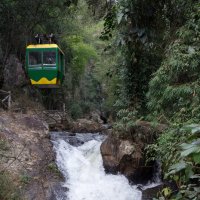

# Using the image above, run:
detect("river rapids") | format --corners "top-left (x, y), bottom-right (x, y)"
top-left (51, 133), bottom-right (142, 200)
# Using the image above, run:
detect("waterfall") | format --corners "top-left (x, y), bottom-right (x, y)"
top-left (52, 133), bottom-right (142, 200)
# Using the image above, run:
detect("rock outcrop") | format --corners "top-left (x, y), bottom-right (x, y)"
top-left (100, 120), bottom-right (167, 184)
top-left (71, 118), bottom-right (106, 133)
top-left (0, 111), bottom-right (62, 200)
top-left (3, 54), bottom-right (27, 88)
top-left (46, 111), bottom-right (107, 132)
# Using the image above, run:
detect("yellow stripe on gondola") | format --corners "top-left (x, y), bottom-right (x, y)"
top-left (27, 44), bottom-right (58, 48)
top-left (26, 44), bottom-right (64, 54)
top-left (31, 77), bottom-right (57, 85)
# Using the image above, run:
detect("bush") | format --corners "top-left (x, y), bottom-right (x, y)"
top-left (69, 102), bottom-right (83, 119)
top-left (147, 124), bottom-right (200, 200)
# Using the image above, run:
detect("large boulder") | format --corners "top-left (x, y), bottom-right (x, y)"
top-left (100, 135), bottom-right (154, 184)
top-left (100, 120), bottom-right (168, 184)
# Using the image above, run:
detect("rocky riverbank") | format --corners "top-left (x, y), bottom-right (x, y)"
top-left (0, 109), bottom-right (171, 200)
top-left (0, 111), bottom-right (62, 200)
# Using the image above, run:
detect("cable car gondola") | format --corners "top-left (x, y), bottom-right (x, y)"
top-left (25, 34), bottom-right (65, 88)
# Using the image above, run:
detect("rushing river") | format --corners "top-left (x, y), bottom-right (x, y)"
top-left (51, 132), bottom-right (142, 200)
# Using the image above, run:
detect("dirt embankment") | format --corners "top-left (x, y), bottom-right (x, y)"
top-left (0, 111), bottom-right (62, 200)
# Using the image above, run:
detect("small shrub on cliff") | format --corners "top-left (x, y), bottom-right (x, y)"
top-left (69, 101), bottom-right (83, 119)
top-left (113, 107), bottom-right (139, 137)
top-left (47, 162), bottom-right (62, 177)
top-left (20, 173), bottom-right (31, 185)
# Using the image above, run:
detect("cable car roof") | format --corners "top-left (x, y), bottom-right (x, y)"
top-left (26, 44), bottom-right (64, 55)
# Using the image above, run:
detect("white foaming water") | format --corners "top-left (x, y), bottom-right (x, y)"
top-left (54, 138), bottom-right (142, 200)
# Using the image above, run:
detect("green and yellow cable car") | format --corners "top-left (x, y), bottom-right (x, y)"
top-left (26, 44), bottom-right (65, 88)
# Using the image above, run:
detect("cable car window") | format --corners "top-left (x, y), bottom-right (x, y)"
top-left (43, 51), bottom-right (56, 65)
top-left (29, 52), bottom-right (42, 65)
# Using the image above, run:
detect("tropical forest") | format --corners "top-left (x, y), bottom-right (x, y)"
top-left (0, 0), bottom-right (199, 200)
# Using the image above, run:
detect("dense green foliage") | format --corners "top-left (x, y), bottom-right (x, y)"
top-left (0, 0), bottom-right (200, 198)
top-left (59, 0), bottom-right (111, 118)
top-left (0, 0), bottom-right (77, 84)
top-left (147, 124), bottom-right (200, 199)
top-left (101, 0), bottom-right (200, 199)
top-left (147, 4), bottom-right (200, 123)
top-left (102, 0), bottom-right (196, 113)
top-left (0, 0), bottom-right (111, 118)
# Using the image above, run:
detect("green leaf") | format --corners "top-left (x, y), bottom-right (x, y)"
top-left (191, 126), bottom-right (200, 134)
top-left (180, 143), bottom-right (193, 150)
top-left (193, 153), bottom-right (200, 164)
top-left (173, 175), bottom-right (179, 181)
top-left (168, 161), bottom-right (187, 174)
top-left (180, 143), bottom-right (199, 157)
top-left (185, 166), bottom-right (194, 181)
top-left (190, 174), bottom-right (200, 179)
top-left (188, 46), bottom-right (195, 54)
top-left (117, 12), bottom-right (124, 24)
top-left (186, 190), bottom-right (197, 199)
top-left (194, 187), bottom-right (200, 192)
top-left (162, 187), bottom-right (172, 197)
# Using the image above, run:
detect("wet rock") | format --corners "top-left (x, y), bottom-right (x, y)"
top-left (68, 137), bottom-right (84, 146)
top-left (100, 121), bottom-right (167, 184)
top-left (101, 135), bottom-right (153, 184)
top-left (69, 133), bottom-right (76, 136)
top-left (142, 181), bottom-right (178, 200)
top-left (142, 184), bottom-right (164, 200)
top-left (100, 136), bottom-right (120, 173)
top-left (51, 132), bottom-right (105, 147)
top-left (49, 183), bottom-right (68, 200)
